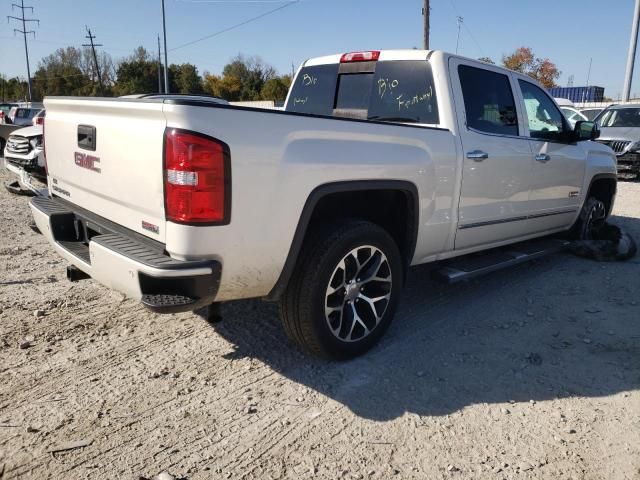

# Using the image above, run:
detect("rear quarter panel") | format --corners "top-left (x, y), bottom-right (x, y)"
top-left (162, 103), bottom-right (458, 301)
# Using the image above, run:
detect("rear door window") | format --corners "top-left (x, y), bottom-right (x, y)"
top-left (458, 65), bottom-right (518, 136)
top-left (287, 64), bottom-right (339, 116)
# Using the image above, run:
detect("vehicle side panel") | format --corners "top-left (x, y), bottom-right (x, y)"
top-left (162, 103), bottom-right (458, 301)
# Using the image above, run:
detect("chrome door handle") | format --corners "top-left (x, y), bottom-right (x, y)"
top-left (535, 154), bottom-right (551, 163)
top-left (466, 150), bottom-right (489, 161)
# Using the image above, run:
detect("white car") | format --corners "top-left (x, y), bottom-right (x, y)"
top-left (4, 125), bottom-right (46, 195)
top-left (32, 51), bottom-right (616, 359)
top-left (560, 106), bottom-right (589, 128)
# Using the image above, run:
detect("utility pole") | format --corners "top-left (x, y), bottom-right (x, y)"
top-left (422, 0), bottom-right (430, 50)
top-left (161, 0), bottom-right (169, 93)
top-left (456, 16), bottom-right (464, 54)
top-left (83, 26), bottom-right (104, 96)
top-left (157, 35), bottom-right (163, 93)
top-left (623, 0), bottom-right (640, 101)
top-left (583, 57), bottom-right (593, 103)
top-left (7, 0), bottom-right (39, 102)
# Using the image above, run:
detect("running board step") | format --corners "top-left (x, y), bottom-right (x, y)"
top-left (433, 238), bottom-right (570, 284)
top-left (141, 293), bottom-right (199, 313)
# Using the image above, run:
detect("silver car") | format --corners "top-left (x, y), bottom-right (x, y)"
top-left (595, 104), bottom-right (640, 179)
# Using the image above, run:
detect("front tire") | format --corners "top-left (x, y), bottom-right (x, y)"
top-left (279, 220), bottom-right (403, 360)
top-left (571, 196), bottom-right (608, 240)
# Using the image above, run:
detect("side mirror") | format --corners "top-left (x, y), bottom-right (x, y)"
top-left (574, 121), bottom-right (600, 141)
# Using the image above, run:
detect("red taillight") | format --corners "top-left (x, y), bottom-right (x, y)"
top-left (164, 128), bottom-right (229, 225)
top-left (340, 51), bottom-right (380, 63)
top-left (34, 116), bottom-right (44, 126)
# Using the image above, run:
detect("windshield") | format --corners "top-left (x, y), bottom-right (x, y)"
top-left (597, 108), bottom-right (640, 127)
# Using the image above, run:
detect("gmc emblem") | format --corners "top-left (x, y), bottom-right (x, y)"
top-left (74, 152), bottom-right (101, 173)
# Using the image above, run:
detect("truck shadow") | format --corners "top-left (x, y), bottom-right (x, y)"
top-left (206, 214), bottom-right (640, 421)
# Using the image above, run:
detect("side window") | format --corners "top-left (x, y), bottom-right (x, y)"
top-left (286, 64), bottom-right (339, 116)
top-left (458, 65), bottom-right (518, 136)
top-left (518, 80), bottom-right (568, 141)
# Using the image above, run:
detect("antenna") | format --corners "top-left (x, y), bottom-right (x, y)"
top-left (7, 0), bottom-right (39, 101)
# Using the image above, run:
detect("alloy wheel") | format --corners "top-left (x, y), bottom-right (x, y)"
top-left (324, 245), bottom-right (393, 343)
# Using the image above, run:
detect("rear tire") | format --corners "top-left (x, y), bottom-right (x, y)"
top-left (279, 220), bottom-right (403, 360)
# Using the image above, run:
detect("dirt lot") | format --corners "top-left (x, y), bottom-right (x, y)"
top-left (0, 166), bottom-right (639, 480)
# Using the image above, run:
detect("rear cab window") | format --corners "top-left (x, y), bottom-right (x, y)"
top-left (287, 64), bottom-right (339, 116)
top-left (287, 59), bottom-right (439, 125)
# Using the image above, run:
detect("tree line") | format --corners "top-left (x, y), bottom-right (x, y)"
top-left (0, 46), bottom-right (292, 103)
top-left (1, 45), bottom-right (560, 103)
top-left (478, 46), bottom-right (560, 88)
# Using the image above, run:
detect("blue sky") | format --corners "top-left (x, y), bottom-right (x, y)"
top-left (0, 0), bottom-right (637, 98)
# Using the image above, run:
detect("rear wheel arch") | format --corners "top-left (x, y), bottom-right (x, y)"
top-left (266, 180), bottom-right (420, 301)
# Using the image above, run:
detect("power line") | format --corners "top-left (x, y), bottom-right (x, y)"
top-left (447, 0), bottom-right (485, 57)
top-left (82, 26), bottom-right (105, 95)
top-left (0, 35), bottom-right (151, 55)
top-left (7, 0), bottom-right (39, 101)
top-left (170, 0), bottom-right (299, 51)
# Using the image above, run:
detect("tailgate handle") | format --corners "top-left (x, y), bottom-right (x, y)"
top-left (77, 125), bottom-right (96, 151)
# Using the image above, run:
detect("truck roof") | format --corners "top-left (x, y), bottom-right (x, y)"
top-left (302, 49), bottom-right (527, 81)
top-left (304, 49), bottom-right (433, 67)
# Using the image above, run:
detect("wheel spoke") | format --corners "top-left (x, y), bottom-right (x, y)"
top-left (347, 303), bottom-right (369, 341)
top-left (353, 247), bottom-right (375, 279)
top-left (327, 281), bottom-right (345, 295)
top-left (358, 293), bottom-right (390, 324)
top-left (325, 304), bottom-right (344, 334)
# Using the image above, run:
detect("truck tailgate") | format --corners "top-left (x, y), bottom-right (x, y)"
top-left (44, 98), bottom-right (167, 242)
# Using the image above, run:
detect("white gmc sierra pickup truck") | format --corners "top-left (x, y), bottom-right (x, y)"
top-left (31, 50), bottom-right (617, 359)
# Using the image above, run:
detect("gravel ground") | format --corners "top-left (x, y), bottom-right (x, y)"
top-left (0, 166), bottom-right (639, 480)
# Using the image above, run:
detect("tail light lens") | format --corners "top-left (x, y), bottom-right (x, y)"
top-left (34, 116), bottom-right (44, 126)
top-left (164, 128), bottom-right (230, 225)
